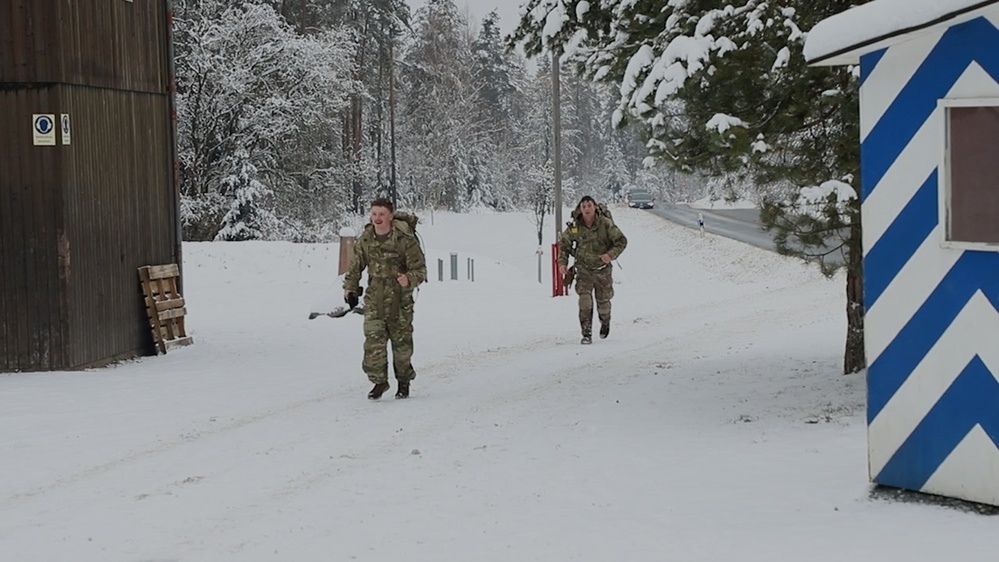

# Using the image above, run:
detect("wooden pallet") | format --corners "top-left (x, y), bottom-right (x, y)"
top-left (138, 263), bottom-right (194, 354)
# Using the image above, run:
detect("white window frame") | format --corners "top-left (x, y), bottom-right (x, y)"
top-left (938, 97), bottom-right (999, 251)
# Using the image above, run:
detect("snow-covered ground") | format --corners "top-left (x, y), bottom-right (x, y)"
top-left (3, 208), bottom-right (997, 561)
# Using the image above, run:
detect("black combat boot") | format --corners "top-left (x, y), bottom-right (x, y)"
top-left (600, 322), bottom-right (610, 339)
top-left (368, 382), bottom-right (390, 400)
top-left (580, 317), bottom-right (593, 345)
top-left (395, 381), bottom-right (410, 399)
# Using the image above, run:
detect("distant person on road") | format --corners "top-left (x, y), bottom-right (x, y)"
top-left (698, 213), bottom-right (705, 237)
top-left (557, 196), bottom-right (628, 345)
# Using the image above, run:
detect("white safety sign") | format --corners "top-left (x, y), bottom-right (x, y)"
top-left (61, 113), bottom-right (71, 145)
top-left (33, 114), bottom-right (56, 146)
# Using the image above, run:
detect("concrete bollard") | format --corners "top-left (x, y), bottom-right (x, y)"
top-left (450, 252), bottom-right (458, 280)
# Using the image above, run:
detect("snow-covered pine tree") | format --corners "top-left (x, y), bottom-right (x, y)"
top-left (560, 75), bottom-right (606, 195)
top-left (468, 11), bottom-right (523, 209)
top-left (322, 0), bottom-right (411, 211)
top-left (174, 0), bottom-right (359, 241)
top-left (398, 0), bottom-right (478, 211)
top-left (216, 148), bottom-right (274, 241)
top-left (473, 11), bottom-right (519, 144)
top-left (600, 140), bottom-right (631, 200)
top-left (512, 0), bottom-right (867, 374)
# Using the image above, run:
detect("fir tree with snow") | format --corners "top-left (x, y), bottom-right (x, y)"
top-left (512, 0), bottom-right (868, 373)
top-left (216, 149), bottom-right (273, 242)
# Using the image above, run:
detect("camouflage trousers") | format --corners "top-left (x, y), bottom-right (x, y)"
top-left (362, 281), bottom-right (417, 384)
top-left (574, 265), bottom-right (614, 336)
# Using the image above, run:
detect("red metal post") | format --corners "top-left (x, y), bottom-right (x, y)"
top-left (551, 243), bottom-right (568, 297)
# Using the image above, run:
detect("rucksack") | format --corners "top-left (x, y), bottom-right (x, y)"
top-left (393, 211), bottom-right (420, 235)
top-left (570, 201), bottom-right (614, 227)
top-left (391, 211), bottom-right (427, 259)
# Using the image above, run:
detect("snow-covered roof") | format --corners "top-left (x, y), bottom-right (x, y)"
top-left (805, 0), bottom-right (999, 66)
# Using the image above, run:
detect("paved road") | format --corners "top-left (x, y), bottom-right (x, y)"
top-left (649, 204), bottom-right (776, 252)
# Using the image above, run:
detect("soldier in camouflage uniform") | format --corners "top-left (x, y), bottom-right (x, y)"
top-left (557, 196), bottom-right (628, 344)
top-left (344, 198), bottom-right (427, 399)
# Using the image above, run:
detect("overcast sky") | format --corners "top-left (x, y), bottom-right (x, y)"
top-left (406, 0), bottom-right (527, 34)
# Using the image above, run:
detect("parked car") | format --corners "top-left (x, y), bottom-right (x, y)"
top-left (626, 190), bottom-right (655, 209)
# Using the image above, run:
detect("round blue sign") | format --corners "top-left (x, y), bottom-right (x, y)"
top-left (34, 115), bottom-right (53, 134)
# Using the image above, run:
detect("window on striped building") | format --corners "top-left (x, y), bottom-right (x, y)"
top-left (944, 102), bottom-right (999, 246)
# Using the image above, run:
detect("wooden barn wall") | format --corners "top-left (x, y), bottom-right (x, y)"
top-left (0, 86), bottom-right (68, 372)
top-left (2, 0), bottom-right (178, 371)
top-left (61, 85), bottom-right (177, 369)
top-left (0, 0), bottom-right (169, 93)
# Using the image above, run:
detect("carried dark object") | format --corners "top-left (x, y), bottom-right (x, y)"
top-left (395, 381), bottom-right (410, 399)
top-left (309, 287), bottom-right (364, 319)
top-left (343, 287), bottom-right (364, 308)
top-left (309, 305), bottom-right (364, 319)
top-left (563, 265), bottom-right (576, 290)
top-left (368, 381), bottom-right (390, 400)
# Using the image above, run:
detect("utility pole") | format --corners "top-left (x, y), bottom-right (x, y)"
top-left (552, 48), bottom-right (563, 242)
top-left (389, 42), bottom-right (398, 208)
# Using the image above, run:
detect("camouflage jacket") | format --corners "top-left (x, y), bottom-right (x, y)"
top-left (344, 214), bottom-right (427, 294)
top-left (557, 215), bottom-right (627, 271)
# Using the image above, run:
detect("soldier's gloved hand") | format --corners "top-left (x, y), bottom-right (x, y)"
top-left (345, 290), bottom-right (359, 309)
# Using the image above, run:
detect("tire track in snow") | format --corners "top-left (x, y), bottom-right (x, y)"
top-left (2, 271), bottom-right (826, 512)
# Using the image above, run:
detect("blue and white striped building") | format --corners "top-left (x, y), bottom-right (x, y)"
top-left (807, 0), bottom-right (999, 506)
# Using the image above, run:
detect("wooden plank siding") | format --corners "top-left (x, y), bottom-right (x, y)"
top-left (0, 0), bottom-right (169, 93)
top-left (1, 0), bottom-right (180, 372)
top-left (60, 86), bottom-right (177, 368)
top-left (0, 86), bottom-right (67, 371)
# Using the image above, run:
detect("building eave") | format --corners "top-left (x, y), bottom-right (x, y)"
top-left (806, 0), bottom-right (999, 67)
